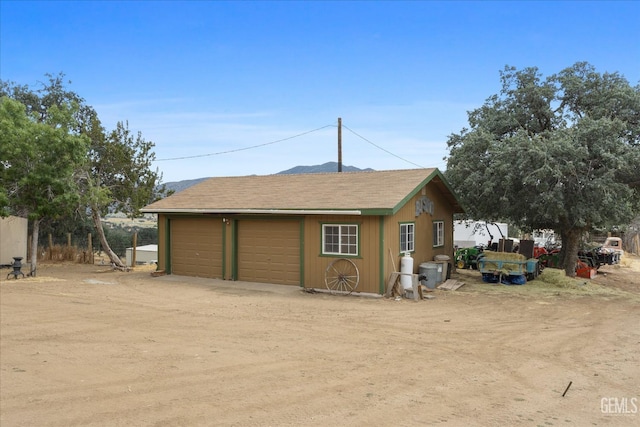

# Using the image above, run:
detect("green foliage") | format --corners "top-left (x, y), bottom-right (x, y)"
top-left (31, 214), bottom-right (158, 257)
top-left (1, 73), bottom-right (169, 217)
top-left (136, 227), bottom-right (158, 246)
top-left (36, 214), bottom-right (96, 247)
top-left (0, 97), bottom-right (88, 220)
top-left (2, 73), bottom-right (169, 267)
top-left (100, 226), bottom-right (158, 257)
top-left (445, 62), bottom-right (640, 274)
top-left (89, 120), bottom-right (166, 217)
top-left (0, 191), bottom-right (9, 217)
top-left (1, 73), bottom-right (85, 126)
top-left (101, 227), bottom-right (131, 257)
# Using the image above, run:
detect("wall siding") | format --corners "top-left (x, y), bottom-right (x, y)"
top-left (155, 179), bottom-right (457, 295)
top-left (385, 183), bottom-right (456, 281)
top-left (302, 215), bottom-right (380, 294)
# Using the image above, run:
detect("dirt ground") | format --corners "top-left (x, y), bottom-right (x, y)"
top-left (1, 255), bottom-right (639, 427)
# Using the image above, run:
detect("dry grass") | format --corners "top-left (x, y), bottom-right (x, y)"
top-left (482, 251), bottom-right (527, 261)
top-left (535, 268), bottom-right (593, 289)
top-left (36, 245), bottom-right (93, 264)
top-left (619, 254), bottom-right (633, 268)
top-left (455, 265), bottom-right (637, 301)
top-left (1, 275), bottom-right (66, 284)
top-left (103, 217), bottom-right (157, 228)
top-left (526, 268), bottom-right (635, 298)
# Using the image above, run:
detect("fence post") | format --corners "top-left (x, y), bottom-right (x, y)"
top-left (48, 233), bottom-right (53, 260)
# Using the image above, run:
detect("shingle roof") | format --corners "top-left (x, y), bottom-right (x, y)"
top-left (142, 168), bottom-right (464, 215)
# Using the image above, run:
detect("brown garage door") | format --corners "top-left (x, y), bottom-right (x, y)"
top-left (170, 218), bottom-right (223, 278)
top-left (237, 220), bottom-right (300, 286)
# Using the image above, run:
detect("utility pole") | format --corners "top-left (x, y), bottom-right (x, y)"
top-left (338, 117), bottom-right (342, 172)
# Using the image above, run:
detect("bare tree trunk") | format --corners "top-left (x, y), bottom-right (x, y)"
top-left (557, 229), bottom-right (567, 268)
top-left (29, 218), bottom-right (41, 277)
top-left (560, 229), bottom-right (582, 277)
top-left (90, 205), bottom-right (126, 269)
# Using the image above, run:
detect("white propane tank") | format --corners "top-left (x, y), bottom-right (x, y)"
top-left (400, 252), bottom-right (414, 290)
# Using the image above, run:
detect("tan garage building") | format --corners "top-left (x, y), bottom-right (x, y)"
top-left (142, 168), bottom-right (464, 295)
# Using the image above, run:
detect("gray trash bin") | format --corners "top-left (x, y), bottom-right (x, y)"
top-left (419, 262), bottom-right (440, 289)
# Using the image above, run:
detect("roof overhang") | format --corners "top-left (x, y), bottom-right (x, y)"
top-left (431, 174), bottom-right (465, 214)
top-left (141, 208), bottom-right (363, 215)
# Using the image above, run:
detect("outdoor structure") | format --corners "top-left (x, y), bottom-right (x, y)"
top-left (0, 216), bottom-right (28, 265)
top-left (454, 220), bottom-right (508, 248)
top-left (125, 244), bottom-right (158, 266)
top-left (142, 168), bottom-right (464, 295)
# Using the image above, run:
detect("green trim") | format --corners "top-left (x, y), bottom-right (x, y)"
top-left (163, 213), bottom-right (219, 219)
top-left (318, 254), bottom-right (363, 259)
top-left (299, 219), bottom-right (305, 287)
top-left (319, 221), bottom-right (362, 257)
top-left (231, 219), bottom-right (238, 280)
top-left (164, 216), bottom-right (171, 273)
top-left (221, 219), bottom-right (227, 279)
top-left (164, 214), bottom-right (225, 276)
top-left (437, 170), bottom-right (467, 213)
top-left (432, 219), bottom-right (445, 248)
top-left (391, 169), bottom-right (440, 214)
top-left (231, 216), bottom-right (304, 283)
top-left (399, 221), bottom-right (416, 254)
top-left (388, 168), bottom-right (466, 215)
top-left (230, 214), bottom-right (305, 222)
top-left (359, 208), bottom-right (395, 216)
top-left (162, 214), bottom-right (305, 283)
top-left (378, 216), bottom-right (385, 294)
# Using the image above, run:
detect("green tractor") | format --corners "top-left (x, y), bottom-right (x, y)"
top-left (455, 246), bottom-right (485, 269)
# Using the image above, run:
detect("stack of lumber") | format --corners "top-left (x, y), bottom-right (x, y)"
top-left (437, 279), bottom-right (465, 291)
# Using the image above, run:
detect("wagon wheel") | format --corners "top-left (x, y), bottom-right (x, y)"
top-left (325, 258), bottom-right (360, 295)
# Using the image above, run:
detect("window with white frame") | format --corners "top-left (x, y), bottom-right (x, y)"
top-left (433, 221), bottom-right (444, 247)
top-left (322, 224), bottom-right (358, 256)
top-left (400, 223), bottom-right (415, 253)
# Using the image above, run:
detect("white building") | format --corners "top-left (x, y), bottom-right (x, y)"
top-left (0, 216), bottom-right (28, 265)
top-left (532, 229), bottom-right (556, 247)
top-left (125, 244), bottom-right (158, 266)
top-left (454, 220), bottom-right (508, 248)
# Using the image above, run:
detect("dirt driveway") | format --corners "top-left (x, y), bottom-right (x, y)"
top-left (1, 257), bottom-right (639, 426)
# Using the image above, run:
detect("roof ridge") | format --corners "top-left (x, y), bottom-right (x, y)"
top-left (142, 167), bottom-right (465, 214)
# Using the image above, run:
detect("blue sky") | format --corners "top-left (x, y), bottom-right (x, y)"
top-left (2, 1), bottom-right (639, 183)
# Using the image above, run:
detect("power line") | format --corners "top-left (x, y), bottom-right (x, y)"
top-left (155, 120), bottom-right (431, 169)
top-left (341, 124), bottom-right (426, 169)
top-left (155, 124), bottom-right (335, 161)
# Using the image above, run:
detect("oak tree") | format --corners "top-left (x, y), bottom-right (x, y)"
top-left (0, 97), bottom-right (88, 274)
top-left (1, 74), bottom-right (168, 269)
top-left (445, 62), bottom-right (640, 276)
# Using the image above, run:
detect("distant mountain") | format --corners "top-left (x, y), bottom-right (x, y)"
top-left (161, 177), bottom-right (210, 194)
top-left (161, 162), bottom-right (373, 194)
top-left (278, 162), bottom-right (374, 175)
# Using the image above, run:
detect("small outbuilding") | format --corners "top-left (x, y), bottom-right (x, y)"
top-left (0, 215), bottom-right (28, 266)
top-left (142, 168), bottom-right (464, 295)
top-left (454, 220), bottom-right (509, 248)
top-left (125, 244), bottom-right (158, 266)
